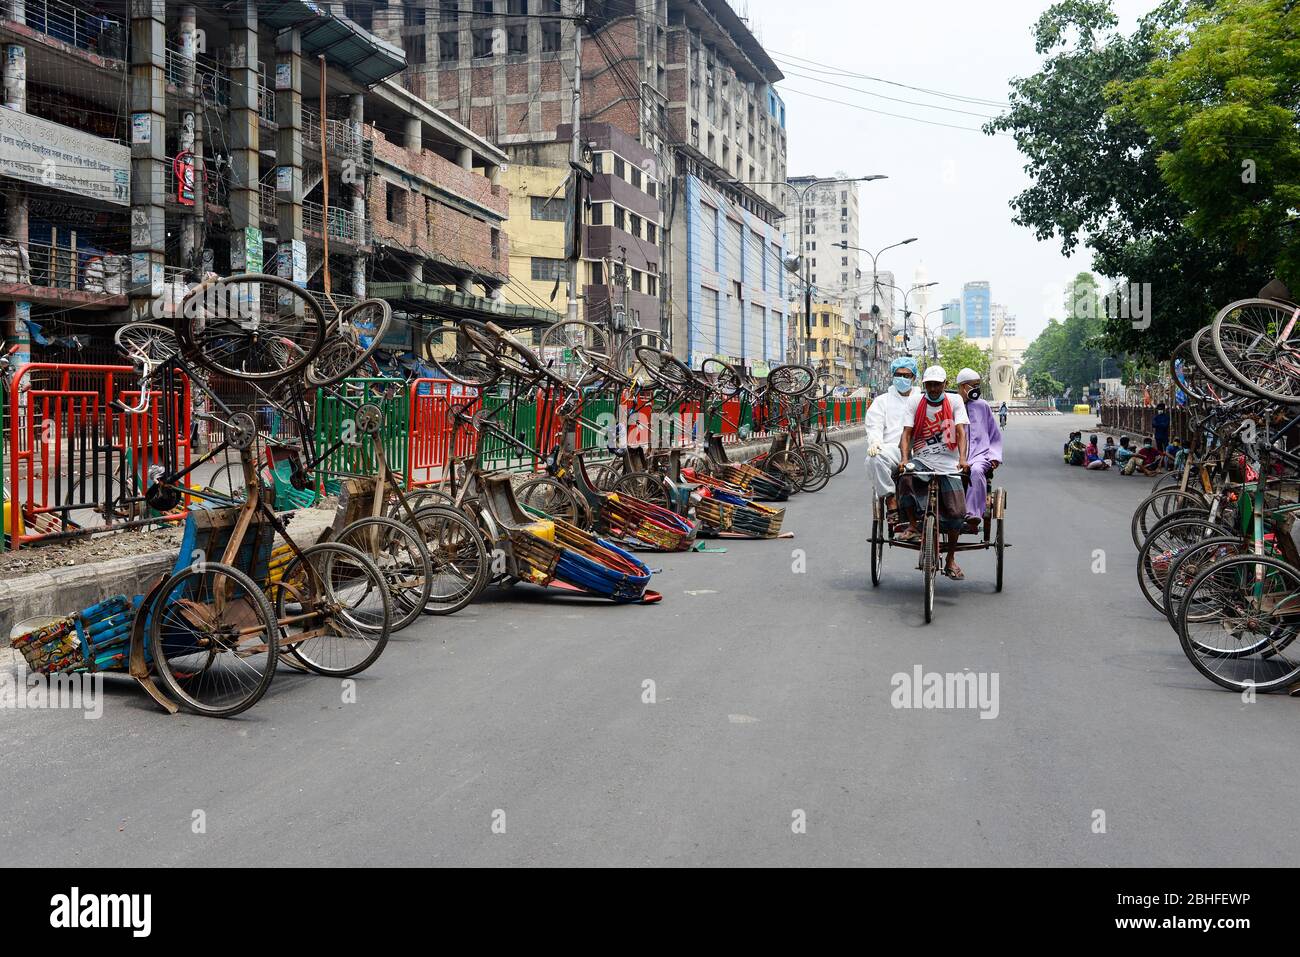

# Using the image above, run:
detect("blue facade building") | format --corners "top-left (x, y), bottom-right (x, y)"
top-left (962, 281), bottom-right (991, 338)
top-left (675, 174), bottom-right (788, 374)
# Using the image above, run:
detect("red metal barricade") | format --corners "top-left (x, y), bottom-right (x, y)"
top-left (407, 378), bottom-right (483, 486)
top-left (8, 363), bottom-right (191, 549)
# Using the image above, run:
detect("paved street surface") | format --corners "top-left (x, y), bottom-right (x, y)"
top-left (2, 415), bottom-right (1293, 867)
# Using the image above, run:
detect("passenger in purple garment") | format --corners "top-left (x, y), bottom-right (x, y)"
top-left (954, 368), bottom-right (1003, 533)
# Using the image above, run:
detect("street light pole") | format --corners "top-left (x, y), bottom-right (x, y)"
top-left (722, 175), bottom-right (887, 368)
top-left (835, 237), bottom-right (917, 386)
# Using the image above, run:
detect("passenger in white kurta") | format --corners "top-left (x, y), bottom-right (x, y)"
top-left (864, 356), bottom-right (920, 507)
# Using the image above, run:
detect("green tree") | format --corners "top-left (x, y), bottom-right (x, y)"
top-left (935, 334), bottom-right (990, 383)
top-left (985, 0), bottom-right (1288, 361)
top-left (1111, 0), bottom-right (1300, 281)
top-left (1029, 372), bottom-right (1065, 399)
top-left (1019, 273), bottom-right (1124, 395)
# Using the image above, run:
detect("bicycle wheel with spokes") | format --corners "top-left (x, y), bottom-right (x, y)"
top-left (1178, 554), bottom-right (1300, 692)
top-left (147, 561), bottom-right (278, 718)
top-left (179, 273), bottom-right (325, 381)
top-left (1191, 325), bottom-right (1255, 401)
top-left (333, 516), bottom-right (432, 634)
top-left (699, 357), bottom-right (742, 399)
top-left (922, 513), bottom-right (937, 624)
top-left (1130, 488), bottom-right (1210, 549)
top-left (307, 298), bottom-right (392, 387)
top-left (540, 320), bottom-right (610, 385)
top-left (798, 447), bottom-right (832, 492)
top-left (1136, 516), bottom-right (1231, 615)
top-left (611, 471), bottom-right (672, 509)
top-left (768, 364), bottom-right (815, 396)
top-left (1162, 534), bottom-right (1248, 631)
top-left (274, 542), bottom-right (391, 676)
top-left (615, 330), bottom-right (666, 387)
top-left (1212, 299), bottom-right (1300, 405)
top-left (424, 319), bottom-right (500, 388)
top-left (115, 321), bottom-right (180, 366)
top-left (406, 505), bottom-right (491, 614)
top-left (515, 476), bottom-right (583, 524)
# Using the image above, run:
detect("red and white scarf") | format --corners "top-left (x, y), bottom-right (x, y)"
top-left (912, 394), bottom-right (958, 450)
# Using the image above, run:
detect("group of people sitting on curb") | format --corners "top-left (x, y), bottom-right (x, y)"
top-left (1063, 431), bottom-right (1184, 475)
top-left (863, 357), bottom-right (1004, 582)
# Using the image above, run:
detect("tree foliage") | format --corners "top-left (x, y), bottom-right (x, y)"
top-left (935, 334), bottom-right (991, 383)
top-left (985, 0), bottom-right (1296, 361)
top-left (1019, 273), bottom-right (1123, 395)
top-left (1029, 372), bottom-right (1065, 399)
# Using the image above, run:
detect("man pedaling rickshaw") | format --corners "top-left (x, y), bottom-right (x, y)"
top-left (898, 365), bottom-right (969, 580)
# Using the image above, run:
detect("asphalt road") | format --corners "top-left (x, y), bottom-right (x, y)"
top-left (2, 414), bottom-right (1294, 867)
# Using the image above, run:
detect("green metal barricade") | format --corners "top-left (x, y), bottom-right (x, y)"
top-left (314, 378), bottom-right (409, 491)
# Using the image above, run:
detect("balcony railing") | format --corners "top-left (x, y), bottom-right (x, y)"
top-left (0, 235), bottom-right (128, 296)
top-left (303, 200), bottom-right (367, 246)
top-left (164, 42), bottom-right (231, 105)
top-left (301, 109), bottom-right (364, 164)
top-left (3, 0), bottom-right (124, 57)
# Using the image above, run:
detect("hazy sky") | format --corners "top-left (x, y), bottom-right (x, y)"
top-left (747, 0), bottom-right (1155, 342)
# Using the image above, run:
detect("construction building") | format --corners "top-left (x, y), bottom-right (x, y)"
top-left (0, 0), bottom-right (549, 382)
top-left (386, 0), bottom-right (790, 371)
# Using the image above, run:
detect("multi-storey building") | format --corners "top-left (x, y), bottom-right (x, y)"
top-left (0, 0), bottom-right (529, 377)
top-left (498, 121), bottom-right (661, 340)
top-left (991, 303), bottom-right (1015, 337)
top-left (390, 0), bottom-right (789, 371)
top-left (795, 300), bottom-right (853, 388)
top-left (962, 280), bottom-right (991, 338)
top-left (940, 298), bottom-right (961, 339)
top-left (781, 176), bottom-right (859, 307)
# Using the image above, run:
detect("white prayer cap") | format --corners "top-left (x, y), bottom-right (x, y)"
top-left (956, 368), bottom-right (981, 385)
top-left (921, 365), bottom-right (947, 384)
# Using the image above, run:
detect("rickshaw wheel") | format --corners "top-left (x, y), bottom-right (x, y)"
top-left (273, 542), bottom-right (391, 677)
top-left (148, 561), bottom-right (278, 718)
top-left (922, 514), bottom-right (937, 624)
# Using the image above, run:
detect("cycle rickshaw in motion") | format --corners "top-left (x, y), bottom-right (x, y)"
top-left (868, 462), bottom-right (1008, 623)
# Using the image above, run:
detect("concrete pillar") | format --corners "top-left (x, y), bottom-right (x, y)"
top-left (457, 145), bottom-right (472, 170)
top-left (407, 260), bottom-right (422, 284)
top-left (228, 1), bottom-right (260, 272)
top-left (177, 5), bottom-right (201, 272)
top-left (488, 164), bottom-right (501, 187)
top-left (275, 29), bottom-right (303, 287)
top-left (3, 43), bottom-right (29, 380)
top-left (350, 93), bottom-right (366, 298)
top-left (129, 0), bottom-right (167, 321)
top-left (404, 116), bottom-right (422, 153)
top-left (458, 273), bottom-right (473, 295)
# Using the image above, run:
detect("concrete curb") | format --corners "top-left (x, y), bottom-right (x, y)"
top-left (0, 425), bottom-right (863, 675)
top-left (0, 507), bottom-right (337, 676)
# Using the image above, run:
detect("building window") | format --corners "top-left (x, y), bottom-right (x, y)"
top-left (841, 207), bottom-right (848, 217)
top-left (647, 275), bottom-right (657, 297)
top-left (591, 152), bottom-right (603, 174)
top-left (507, 24), bottom-right (528, 54)
top-left (840, 224), bottom-right (847, 233)
top-left (406, 6), bottom-right (427, 25)
top-left (645, 222), bottom-right (655, 245)
top-left (473, 0), bottom-right (494, 14)
top-left (590, 202), bottom-right (604, 225)
top-left (440, 0), bottom-right (461, 20)
top-left (508, 0), bottom-right (529, 12)
top-left (385, 183), bottom-right (406, 224)
top-left (531, 257), bottom-right (566, 281)
top-left (631, 167), bottom-right (641, 189)
top-left (630, 213), bottom-right (641, 238)
top-left (590, 260), bottom-right (604, 285)
top-left (491, 228), bottom-right (501, 259)
top-left (842, 256), bottom-right (848, 266)
top-left (542, 0), bottom-right (561, 10)
top-left (407, 34), bottom-right (427, 64)
top-left (647, 179), bottom-right (656, 199)
top-left (530, 195), bottom-right (565, 221)
top-left (630, 270), bottom-right (642, 293)
top-left (439, 31), bottom-right (460, 60)
top-left (841, 272), bottom-right (848, 283)
top-left (613, 156), bottom-right (625, 179)
top-left (473, 28), bottom-right (495, 58)
top-left (541, 19), bottom-right (562, 52)
top-left (614, 206), bottom-right (625, 231)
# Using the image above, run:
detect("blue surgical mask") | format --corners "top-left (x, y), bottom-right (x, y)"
top-left (926, 390), bottom-right (945, 405)
top-left (892, 376), bottom-right (913, 393)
